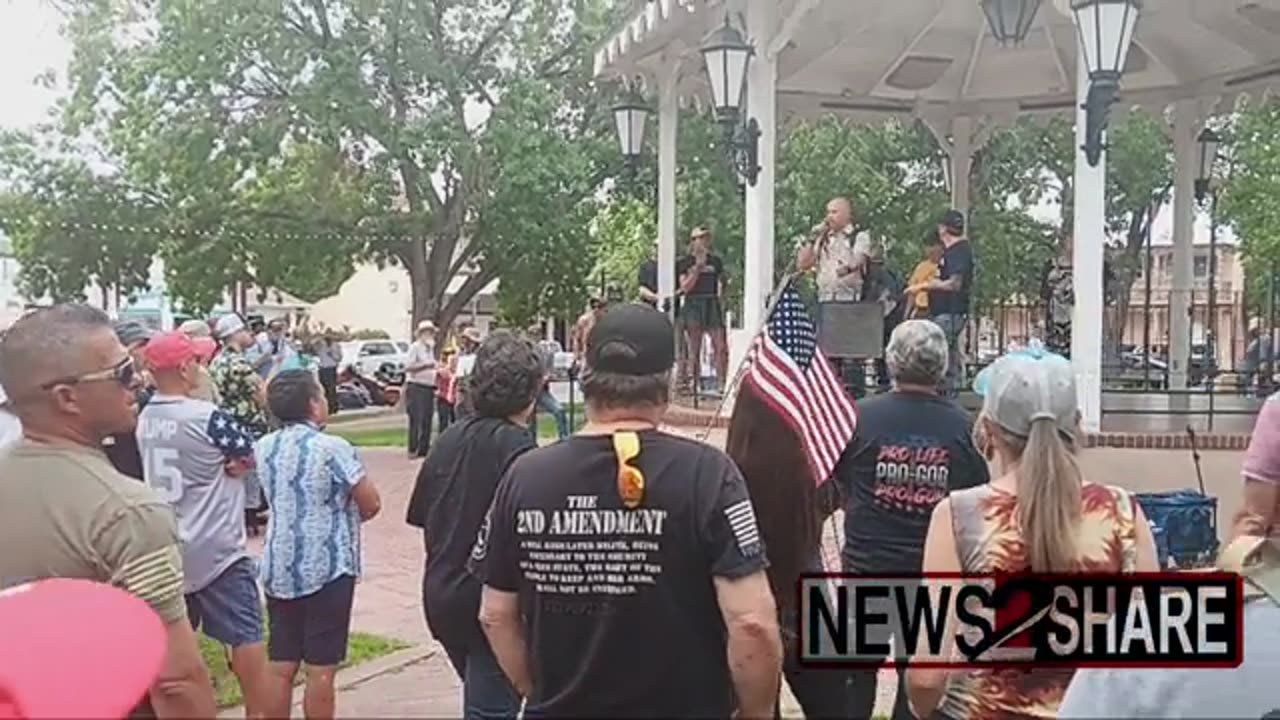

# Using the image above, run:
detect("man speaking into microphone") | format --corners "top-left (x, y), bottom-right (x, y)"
top-left (796, 196), bottom-right (873, 397)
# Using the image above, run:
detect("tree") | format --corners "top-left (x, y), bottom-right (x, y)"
top-left (1221, 99), bottom-right (1280, 320)
top-left (0, 131), bottom-right (159, 305)
top-left (44, 0), bottom-right (618, 330)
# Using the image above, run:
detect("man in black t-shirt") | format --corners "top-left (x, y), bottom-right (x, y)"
top-left (907, 209), bottom-right (975, 396)
top-left (834, 319), bottom-right (989, 720)
top-left (676, 227), bottom-right (728, 392)
top-left (472, 303), bottom-right (782, 719)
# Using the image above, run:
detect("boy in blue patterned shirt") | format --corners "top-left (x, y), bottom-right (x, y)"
top-left (255, 370), bottom-right (382, 720)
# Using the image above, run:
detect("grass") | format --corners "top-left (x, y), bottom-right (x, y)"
top-left (334, 406), bottom-right (587, 448)
top-left (198, 629), bottom-right (409, 708)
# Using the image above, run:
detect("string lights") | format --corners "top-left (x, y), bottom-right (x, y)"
top-left (0, 217), bottom-right (426, 246)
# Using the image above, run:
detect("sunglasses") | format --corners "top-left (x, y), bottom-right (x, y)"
top-left (40, 356), bottom-right (138, 392)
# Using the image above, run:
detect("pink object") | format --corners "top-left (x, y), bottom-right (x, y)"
top-left (0, 578), bottom-right (166, 719)
top-left (1244, 394), bottom-right (1280, 485)
top-left (191, 336), bottom-right (218, 361)
top-left (143, 331), bottom-right (198, 370)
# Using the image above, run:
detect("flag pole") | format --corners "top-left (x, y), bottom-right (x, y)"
top-left (695, 271), bottom-right (799, 442)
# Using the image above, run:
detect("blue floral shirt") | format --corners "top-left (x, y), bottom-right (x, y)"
top-left (255, 423), bottom-right (367, 599)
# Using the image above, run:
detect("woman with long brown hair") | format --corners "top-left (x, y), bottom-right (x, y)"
top-left (726, 380), bottom-right (851, 718)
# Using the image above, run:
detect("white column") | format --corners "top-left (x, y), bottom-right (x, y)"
top-left (657, 61), bottom-right (680, 315)
top-left (742, 0), bottom-right (777, 335)
top-left (950, 116), bottom-right (973, 217)
top-left (1071, 49), bottom-right (1106, 433)
top-left (1168, 100), bottom-right (1198, 393)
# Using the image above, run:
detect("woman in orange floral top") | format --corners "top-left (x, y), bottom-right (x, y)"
top-left (907, 348), bottom-right (1159, 720)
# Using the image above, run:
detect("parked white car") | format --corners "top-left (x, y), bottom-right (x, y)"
top-left (340, 340), bottom-right (408, 376)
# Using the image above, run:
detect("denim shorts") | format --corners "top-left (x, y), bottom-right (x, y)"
top-left (186, 557), bottom-right (264, 647)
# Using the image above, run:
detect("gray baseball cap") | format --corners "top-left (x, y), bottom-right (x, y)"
top-left (976, 348), bottom-right (1077, 438)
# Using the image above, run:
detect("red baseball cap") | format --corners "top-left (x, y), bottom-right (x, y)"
top-left (143, 331), bottom-right (198, 371)
top-left (0, 578), bottom-right (166, 719)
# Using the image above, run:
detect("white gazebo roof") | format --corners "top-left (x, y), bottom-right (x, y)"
top-left (596, 0), bottom-right (1280, 122)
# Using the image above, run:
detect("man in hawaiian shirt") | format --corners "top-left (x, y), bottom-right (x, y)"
top-left (211, 313), bottom-right (271, 531)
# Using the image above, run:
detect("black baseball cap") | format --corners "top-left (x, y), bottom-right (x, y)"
top-left (586, 303), bottom-right (675, 376)
top-left (940, 209), bottom-right (965, 235)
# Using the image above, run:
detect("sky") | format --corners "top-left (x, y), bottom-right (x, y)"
top-left (0, 0), bottom-right (69, 133)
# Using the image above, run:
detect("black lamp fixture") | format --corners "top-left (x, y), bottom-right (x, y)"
top-left (1194, 127), bottom-right (1223, 204)
top-left (611, 87), bottom-right (651, 177)
top-left (980, 0), bottom-right (1044, 45)
top-left (700, 18), bottom-right (761, 186)
top-left (1071, 0), bottom-right (1141, 167)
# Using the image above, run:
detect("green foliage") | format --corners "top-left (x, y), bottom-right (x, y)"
top-left (1222, 100), bottom-right (1280, 277)
top-left (15, 0), bottom-right (617, 328)
top-left (0, 132), bottom-right (160, 303)
top-left (589, 196), bottom-right (657, 304)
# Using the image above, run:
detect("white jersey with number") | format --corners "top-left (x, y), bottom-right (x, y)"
top-left (136, 394), bottom-right (256, 593)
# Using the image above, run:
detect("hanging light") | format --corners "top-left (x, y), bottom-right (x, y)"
top-left (1072, 0), bottom-right (1142, 166)
top-left (1195, 128), bottom-right (1223, 203)
top-left (611, 89), bottom-right (650, 161)
top-left (980, 0), bottom-right (1044, 45)
top-left (700, 18), bottom-right (753, 122)
top-left (700, 18), bottom-right (761, 187)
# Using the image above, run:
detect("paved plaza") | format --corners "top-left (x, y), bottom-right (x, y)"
top-left (246, 424), bottom-right (1249, 718)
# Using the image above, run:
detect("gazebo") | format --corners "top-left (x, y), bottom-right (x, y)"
top-left (594, 0), bottom-right (1280, 430)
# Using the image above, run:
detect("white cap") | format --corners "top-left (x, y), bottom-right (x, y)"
top-left (975, 342), bottom-right (1077, 438)
top-left (213, 313), bottom-right (247, 340)
top-left (417, 320), bottom-right (436, 333)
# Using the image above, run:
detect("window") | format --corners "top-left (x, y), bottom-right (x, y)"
top-left (361, 342), bottom-right (397, 356)
top-left (1193, 255), bottom-right (1208, 278)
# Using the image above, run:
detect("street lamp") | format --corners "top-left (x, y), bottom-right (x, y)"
top-left (1196, 127), bottom-right (1225, 407)
top-left (611, 89), bottom-right (651, 174)
top-left (1071, 0), bottom-right (1141, 167)
top-left (981, 0), bottom-right (1044, 45)
top-left (1194, 127), bottom-right (1222, 203)
top-left (700, 18), bottom-right (761, 186)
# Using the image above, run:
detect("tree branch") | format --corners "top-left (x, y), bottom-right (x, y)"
top-left (438, 264), bottom-right (499, 322)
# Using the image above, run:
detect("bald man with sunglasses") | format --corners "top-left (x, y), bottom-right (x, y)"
top-left (0, 304), bottom-right (217, 718)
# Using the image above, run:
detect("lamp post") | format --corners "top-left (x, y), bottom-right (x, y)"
top-left (1196, 127), bottom-right (1222, 421)
top-left (1070, 0), bottom-right (1141, 167)
top-left (700, 18), bottom-right (761, 186)
top-left (981, 0), bottom-right (1044, 45)
top-left (611, 89), bottom-right (651, 180)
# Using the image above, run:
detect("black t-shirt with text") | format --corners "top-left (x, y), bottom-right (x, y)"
top-left (929, 239), bottom-right (974, 316)
top-left (835, 391), bottom-right (989, 574)
top-left (676, 253), bottom-right (725, 298)
top-left (471, 430), bottom-right (768, 719)
top-left (406, 416), bottom-right (536, 648)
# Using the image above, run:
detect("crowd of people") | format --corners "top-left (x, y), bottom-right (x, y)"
top-left (1, 204), bottom-right (1278, 720)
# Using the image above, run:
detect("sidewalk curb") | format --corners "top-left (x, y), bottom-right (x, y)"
top-left (217, 645), bottom-right (435, 718)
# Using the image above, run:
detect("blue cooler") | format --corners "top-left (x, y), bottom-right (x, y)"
top-left (1135, 491), bottom-right (1218, 569)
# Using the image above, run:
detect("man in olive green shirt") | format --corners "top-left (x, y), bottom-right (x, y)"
top-left (0, 304), bottom-right (216, 718)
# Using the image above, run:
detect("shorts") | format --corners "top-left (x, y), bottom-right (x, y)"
top-left (186, 558), bottom-right (265, 647)
top-left (681, 296), bottom-right (724, 330)
top-left (265, 575), bottom-right (356, 666)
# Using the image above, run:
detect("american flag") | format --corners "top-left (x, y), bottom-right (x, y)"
top-left (741, 279), bottom-right (857, 485)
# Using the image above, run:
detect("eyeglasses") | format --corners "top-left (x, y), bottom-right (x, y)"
top-left (40, 356), bottom-right (138, 391)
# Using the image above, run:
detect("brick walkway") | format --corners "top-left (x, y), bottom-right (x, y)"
top-left (318, 429), bottom-right (1247, 718)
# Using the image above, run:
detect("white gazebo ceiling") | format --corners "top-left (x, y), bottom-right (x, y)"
top-left (596, 0), bottom-right (1280, 121)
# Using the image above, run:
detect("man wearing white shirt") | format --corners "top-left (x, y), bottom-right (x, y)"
top-left (796, 196), bottom-right (873, 397)
top-left (405, 321), bottom-right (438, 458)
